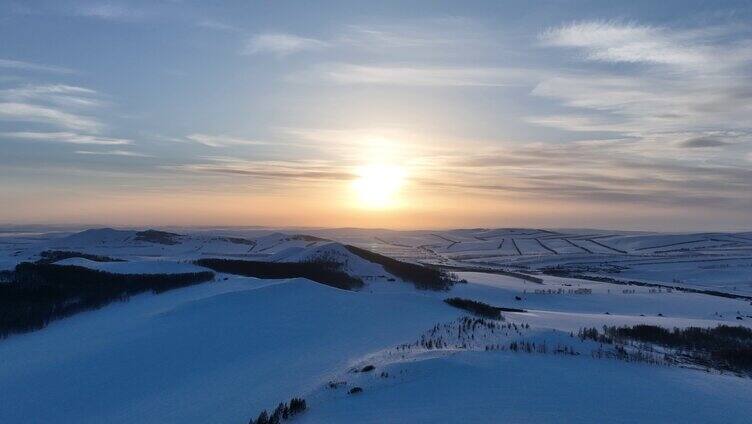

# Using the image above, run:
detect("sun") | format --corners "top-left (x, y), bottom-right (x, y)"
top-left (351, 164), bottom-right (406, 209)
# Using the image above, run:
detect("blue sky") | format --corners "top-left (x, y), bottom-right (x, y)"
top-left (1, 1), bottom-right (751, 230)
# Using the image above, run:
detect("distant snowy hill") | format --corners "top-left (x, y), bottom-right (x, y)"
top-left (9, 229), bottom-right (399, 285)
top-left (2, 226), bottom-right (751, 295)
top-left (54, 227), bottom-right (137, 245)
top-left (271, 242), bottom-right (386, 277)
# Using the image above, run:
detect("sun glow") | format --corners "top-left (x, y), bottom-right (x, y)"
top-left (351, 164), bottom-right (406, 209)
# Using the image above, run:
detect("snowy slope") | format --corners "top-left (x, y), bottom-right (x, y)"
top-left (294, 271), bottom-right (752, 423)
top-left (297, 350), bottom-right (752, 423)
top-left (0, 276), bottom-right (458, 424)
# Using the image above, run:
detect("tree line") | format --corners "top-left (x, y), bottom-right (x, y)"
top-left (444, 297), bottom-right (504, 319)
top-left (249, 397), bottom-right (306, 424)
top-left (195, 258), bottom-right (364, 290)
top-left (0, 262), bottom-right (214, 339)
top-left (344, 245), bottom-right (456, 290)
top-left (579, 324), bottom-right (752, 375)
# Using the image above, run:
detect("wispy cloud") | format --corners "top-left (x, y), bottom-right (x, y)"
top-left (0, 82), bottom-right (116, 136)
top-left (1, 84), bottom-right (102, 108)
top-left (1, 84), bottom-right (96, 96)
top-left (0, 82), bottom-right (131, 154)
top-left (540, 21), bottom-right (706, 66)
top-left (243, 33), bottom-right (328, 56)
top-left (76, 3), bottom-right (147, 21)
top-left (678, 136), bottom-right (732, 148)
top-left (531, 20), bottom-right (752, 154)
top-left (0, 58), bottom-right (75, 74)
top-left (0, 102), bottom-right (101, 132)
top-left (241, 18), bottom-right (497, 62)
top-left (422, 139), bottom-right (752, 208)
top-left (169, 158), bottom-right (354, 182)
top-left (183, 165), bottom-right (353, 181)
top-left (75, 149), bottom-right (151, 157)
top-left (525, 114), bottom-right (628, 133)
top-left (185, 133), bottom-right (267, 147)
top-left (1, 131), bottom-right (130, 145)
top-left (336, 19), bottom-right (496, 57)
top-left (196, 19), bottom-right (240, 33)
top-left (297, 63), bottom-right (534, 86)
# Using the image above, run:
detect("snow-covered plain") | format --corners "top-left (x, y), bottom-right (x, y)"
top-left (1, 227), bottom-right (752, 423)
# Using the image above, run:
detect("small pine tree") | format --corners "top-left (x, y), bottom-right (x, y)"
top-left (254, 410), bottom-right (269, 424)
top-left (281, 403), bottom-right (289, 419)
top-left (268, 412), bottom-right (280, 424)
top-left (289, 397), bottom-right (306, 414)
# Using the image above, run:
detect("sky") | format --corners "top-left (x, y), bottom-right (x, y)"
top-left (1, 0), bottom-right (751, 231)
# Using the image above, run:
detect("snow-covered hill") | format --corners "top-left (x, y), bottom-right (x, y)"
top-left (1, 227), bottom-right (752, 422)
top-left (1, 264), bottom-right (751, 423)
top-left (0, 276), bottom-right (455, 423)
top-left (1, 229), bottom-right (391, 281)
top-left (2, 225), bottom-right (752, 295)
top-left (270, 242), bottom-right (386, 277)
